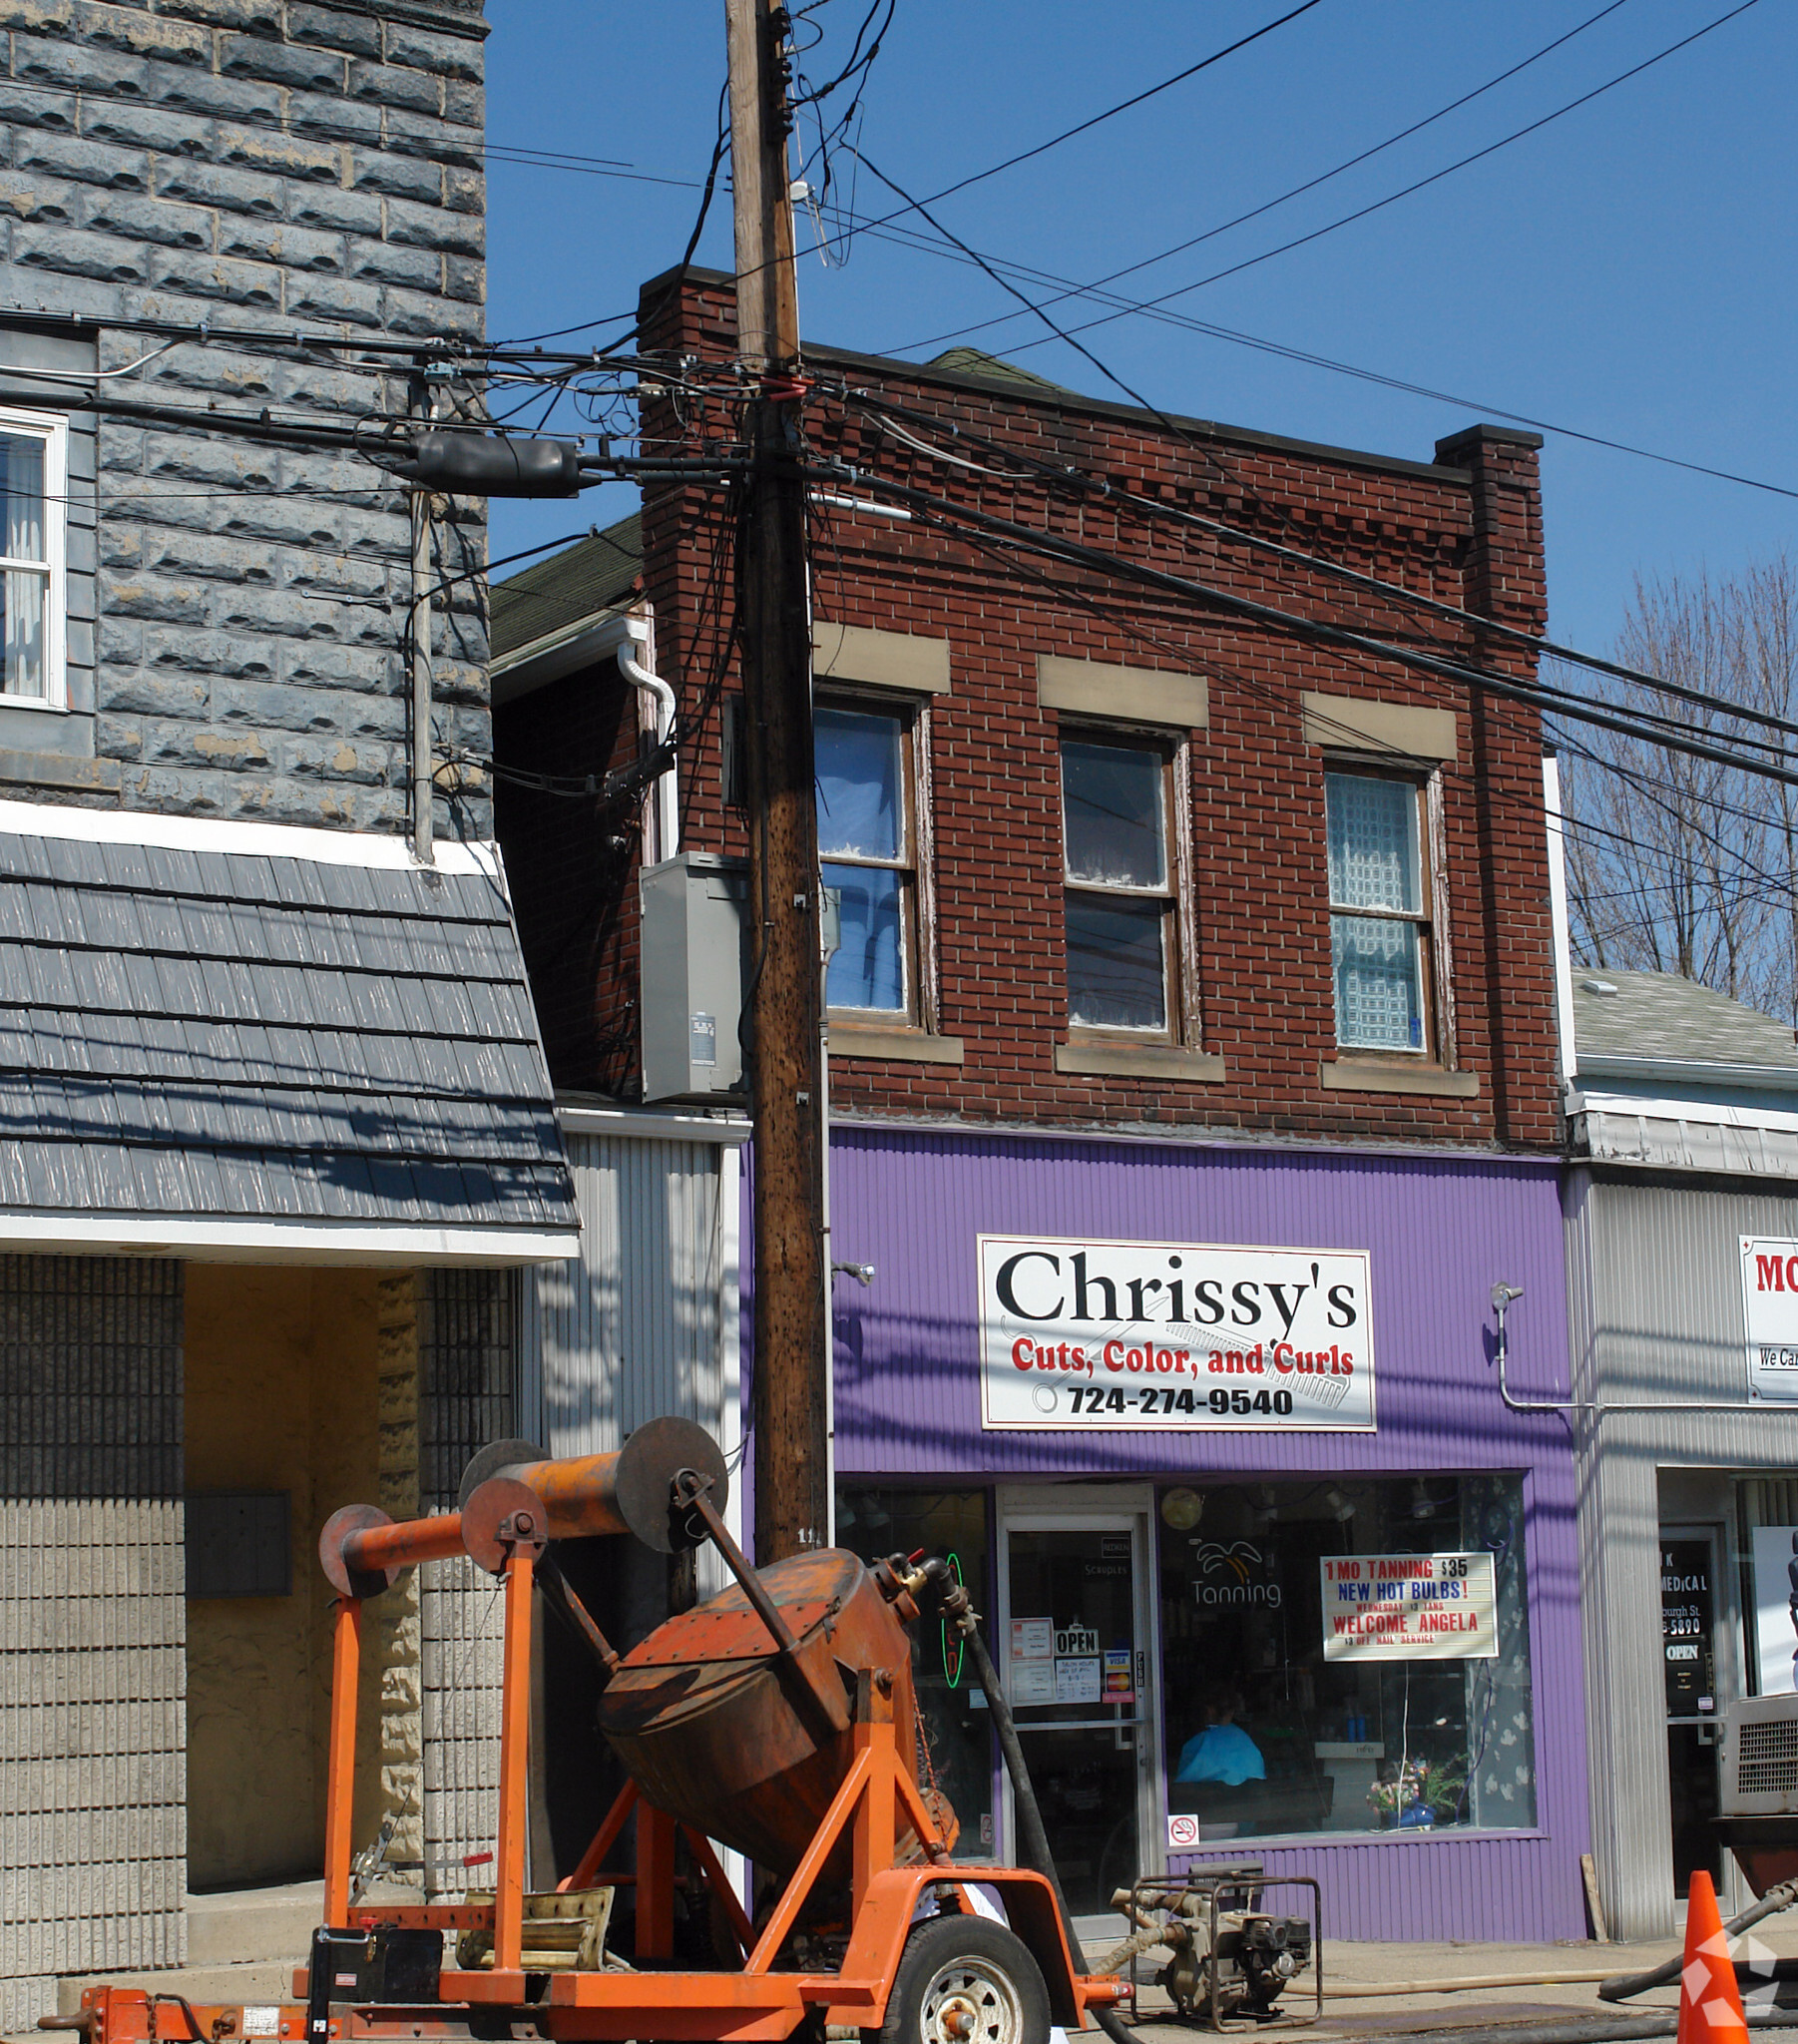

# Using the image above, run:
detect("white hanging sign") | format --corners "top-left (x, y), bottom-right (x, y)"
top-left (1741, 1240), bottom-right (1798, 1402)
top-left (979, 1234), bottom-right (1375, 1431)
top-left (1319, 1553), bottom-right (1498, 1661)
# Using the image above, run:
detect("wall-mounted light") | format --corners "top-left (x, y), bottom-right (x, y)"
top-left (832, 1261), bottom-right (876, 1286)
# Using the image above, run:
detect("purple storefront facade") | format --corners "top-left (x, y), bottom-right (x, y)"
top-left (783, 1123), bottom-right (1589, 1945)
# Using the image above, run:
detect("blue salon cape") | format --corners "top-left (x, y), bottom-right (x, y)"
top-left (1173, 1723), bottom-right (1266, 1786)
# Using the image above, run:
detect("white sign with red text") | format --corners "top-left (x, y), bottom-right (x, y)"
top-left (1742, 1240), bottom-right (1798, 1403)
top-left (978, 1234), bottom-right (1375, 1431)
top-left (1320, 1553), bottom-right (1497, 1661)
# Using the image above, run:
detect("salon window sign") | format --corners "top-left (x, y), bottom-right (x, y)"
top-left (979, 1234), bottom-right (1376, 1431)
top-left (1319, 1553), bottom-right (1498, 1662)
top-left (1741, 1239), bottom-right (1798, 1401)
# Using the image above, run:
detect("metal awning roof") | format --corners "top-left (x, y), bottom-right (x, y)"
top-left (0, 807), bottom-right (580, 1264)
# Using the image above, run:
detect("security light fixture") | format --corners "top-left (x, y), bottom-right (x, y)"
top-left (832, 1261), bottom-right (876, 1286)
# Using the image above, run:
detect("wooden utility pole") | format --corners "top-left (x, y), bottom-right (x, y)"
top-left (725, 0), bottom-right (829, 1563)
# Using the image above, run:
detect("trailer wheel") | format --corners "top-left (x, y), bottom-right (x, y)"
top-left (873, 1913), bottom-right (1051, 2044)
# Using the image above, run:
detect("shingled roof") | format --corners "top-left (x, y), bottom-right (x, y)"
top-left (492, 513), bottom-right (643, 663)
top-left (0, 809), bottom-right (580, 1261)
top-left (1573, 968), bottom-right (1798, 1072)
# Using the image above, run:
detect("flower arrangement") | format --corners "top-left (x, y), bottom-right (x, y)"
top-left (1367, 1755), bottom-right (1468, 1825)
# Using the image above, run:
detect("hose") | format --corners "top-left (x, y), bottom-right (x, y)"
top-left (1356, 2016), bottom-right (1798, 2044)
top-left (922, 1561), bottom-right (1150, 2044)
top-left (1599, 1880), bottom-right (1798, 2002)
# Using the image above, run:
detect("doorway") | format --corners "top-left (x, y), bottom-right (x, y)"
top-left (997, 1486), bottom-right (1158, 1916)
top-left (1661, 1523), bottom-right (1723, 1899)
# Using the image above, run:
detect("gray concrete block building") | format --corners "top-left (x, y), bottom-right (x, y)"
top-left (0, 1), bottom-right (583, 2025)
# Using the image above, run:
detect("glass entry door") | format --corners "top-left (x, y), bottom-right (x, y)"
top-left (1662, 1525), bottom-right (1723, 1897)
top-left (999, 1489), bottom-right (1157, 1915)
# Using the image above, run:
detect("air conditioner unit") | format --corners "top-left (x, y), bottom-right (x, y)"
top-left (1716, 1695), bottom-right (1798, 1895)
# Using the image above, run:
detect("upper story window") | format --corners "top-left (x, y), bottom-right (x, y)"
top-left (1326, 769), bottom-right (1435, 1053)
top-left (0, 409), bottom-right (65, 709)
top-left (817, 699), bottom-right (919, 1017)
top-left (1061, 734), bottom-right (1179, 1037)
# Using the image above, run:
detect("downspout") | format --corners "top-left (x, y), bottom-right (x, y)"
top-left (409, 382), bottom-right (438, 865)
top-left (618, 614), bottom-right (677, 861)
top-left (1542, 750), bottom-right (1576, 1089)
top-left (410, 490), bottom-right (433, 861)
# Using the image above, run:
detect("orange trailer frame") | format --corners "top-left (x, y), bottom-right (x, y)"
top-left (58, 1467), bottom-right (1121, 2044)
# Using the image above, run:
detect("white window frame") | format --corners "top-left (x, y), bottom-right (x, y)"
top-left (1323, 760), bottom-right (1455, 1064)
top-left (816, 688), bottom-right (939, 1033)
top-left (0, 404), bottom-right (68, 713)
top-left (1058, 724), bottom-right (1198, 1047)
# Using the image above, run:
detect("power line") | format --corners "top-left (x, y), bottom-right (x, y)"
top-left (807, 458), bottom-right (1798, 790)
top-left (807, 476), bottom-right (1798, 922)
top-left (868, 0), bottom-right (1327, 217)
top-left (954, 0), bottom-right (1767, 362)
top-left (843, 145), bottom-right (1242, 493)
top-left (892, 0), bottom-right (1638, 355)
top-left (837, 385), bottom-right (1798, 743)
top-left (810, 196), bottom-right (1798, 505)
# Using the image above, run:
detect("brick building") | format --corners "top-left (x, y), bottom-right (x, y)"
top-left (492, 263), bottom-right (1590, 1941)
top-left (0, 1), bottom-right (580, 2024)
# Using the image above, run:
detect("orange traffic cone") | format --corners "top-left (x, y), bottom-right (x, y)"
top-left (1676, 1870), bottom-right (1750, 2044)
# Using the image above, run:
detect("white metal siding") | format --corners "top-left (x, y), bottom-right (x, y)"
top-left (519, 1131), bottom-right (741, 1594)
top-left (1568, 1170), bottom-right (1798, 1939)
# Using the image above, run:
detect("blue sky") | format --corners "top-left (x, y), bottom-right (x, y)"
top-left (480, 0), bottom-right (1795, 657)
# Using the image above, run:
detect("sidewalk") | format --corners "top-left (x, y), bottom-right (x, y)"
top-left (26, 1920), bottom-right (1779, 2044)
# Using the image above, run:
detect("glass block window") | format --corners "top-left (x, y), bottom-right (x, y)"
top-left (817, 702), bottom-right (915, 1015)
top-left (1326, 771), bottom-right (1430, 1052)
top-left (1062, 737), bottom-right (1175, 1035)
top-left (0, 413), bottom-right (64, 706)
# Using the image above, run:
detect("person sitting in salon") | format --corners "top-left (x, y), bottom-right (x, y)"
top-left (1174, 1684), bottom-right (1267, 1788)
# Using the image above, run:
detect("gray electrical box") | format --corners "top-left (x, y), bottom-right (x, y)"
top-left (640, 851), bottom-right (749, 1102)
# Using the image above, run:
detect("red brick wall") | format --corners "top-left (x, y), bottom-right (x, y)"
top-left (517, 263), bottom-right (1562, 1150)
top-left (494, 659), bottom-right (644, 1093)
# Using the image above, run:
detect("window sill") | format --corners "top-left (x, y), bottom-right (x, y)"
top-left (0, 748), bottom-right (117, 792)
top-left (826, 1026), bottom-right (964, 1066)
top-left (1055, 1041), bottom-right (1226, 1082)
top-left (0, 694), bottom-right (69, 715)
top-left (1319, 1059), bottom-right (1480, 1098)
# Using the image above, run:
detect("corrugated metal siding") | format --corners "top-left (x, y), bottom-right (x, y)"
top-left (1567, 1169), bottom-right (1798, 1940)
top-left (826, 1131), bottom-right (1573, 1482)
top-left (797, 1129), bottom-right (1588, 1943)
top-left (1183, 1831), bottom-right (1568, 1944)
top-left (519, 1129), bottom-right (738, 1599)
top-left (520, 1132), bottom-right (726, 1454)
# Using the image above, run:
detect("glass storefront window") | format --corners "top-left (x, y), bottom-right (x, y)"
top-left (836, 1486), bottom-right (994, 1860)
top-left (1157, 1474), bottom-right (1535, 1839)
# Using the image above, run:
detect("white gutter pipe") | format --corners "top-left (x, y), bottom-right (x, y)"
top-left (618, 614), bottom-right (677, 859)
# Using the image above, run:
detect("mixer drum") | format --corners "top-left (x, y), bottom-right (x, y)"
top-left (598, 1548), bottom-right (957, 1879)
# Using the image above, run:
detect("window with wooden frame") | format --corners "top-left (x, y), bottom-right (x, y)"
top-left (1059, 731), bottom-right (1192, 1041)
top-left (1324, 767), bottom-right (1448, 1057)
top-left (815, 696), bottom-right (931, 1024)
